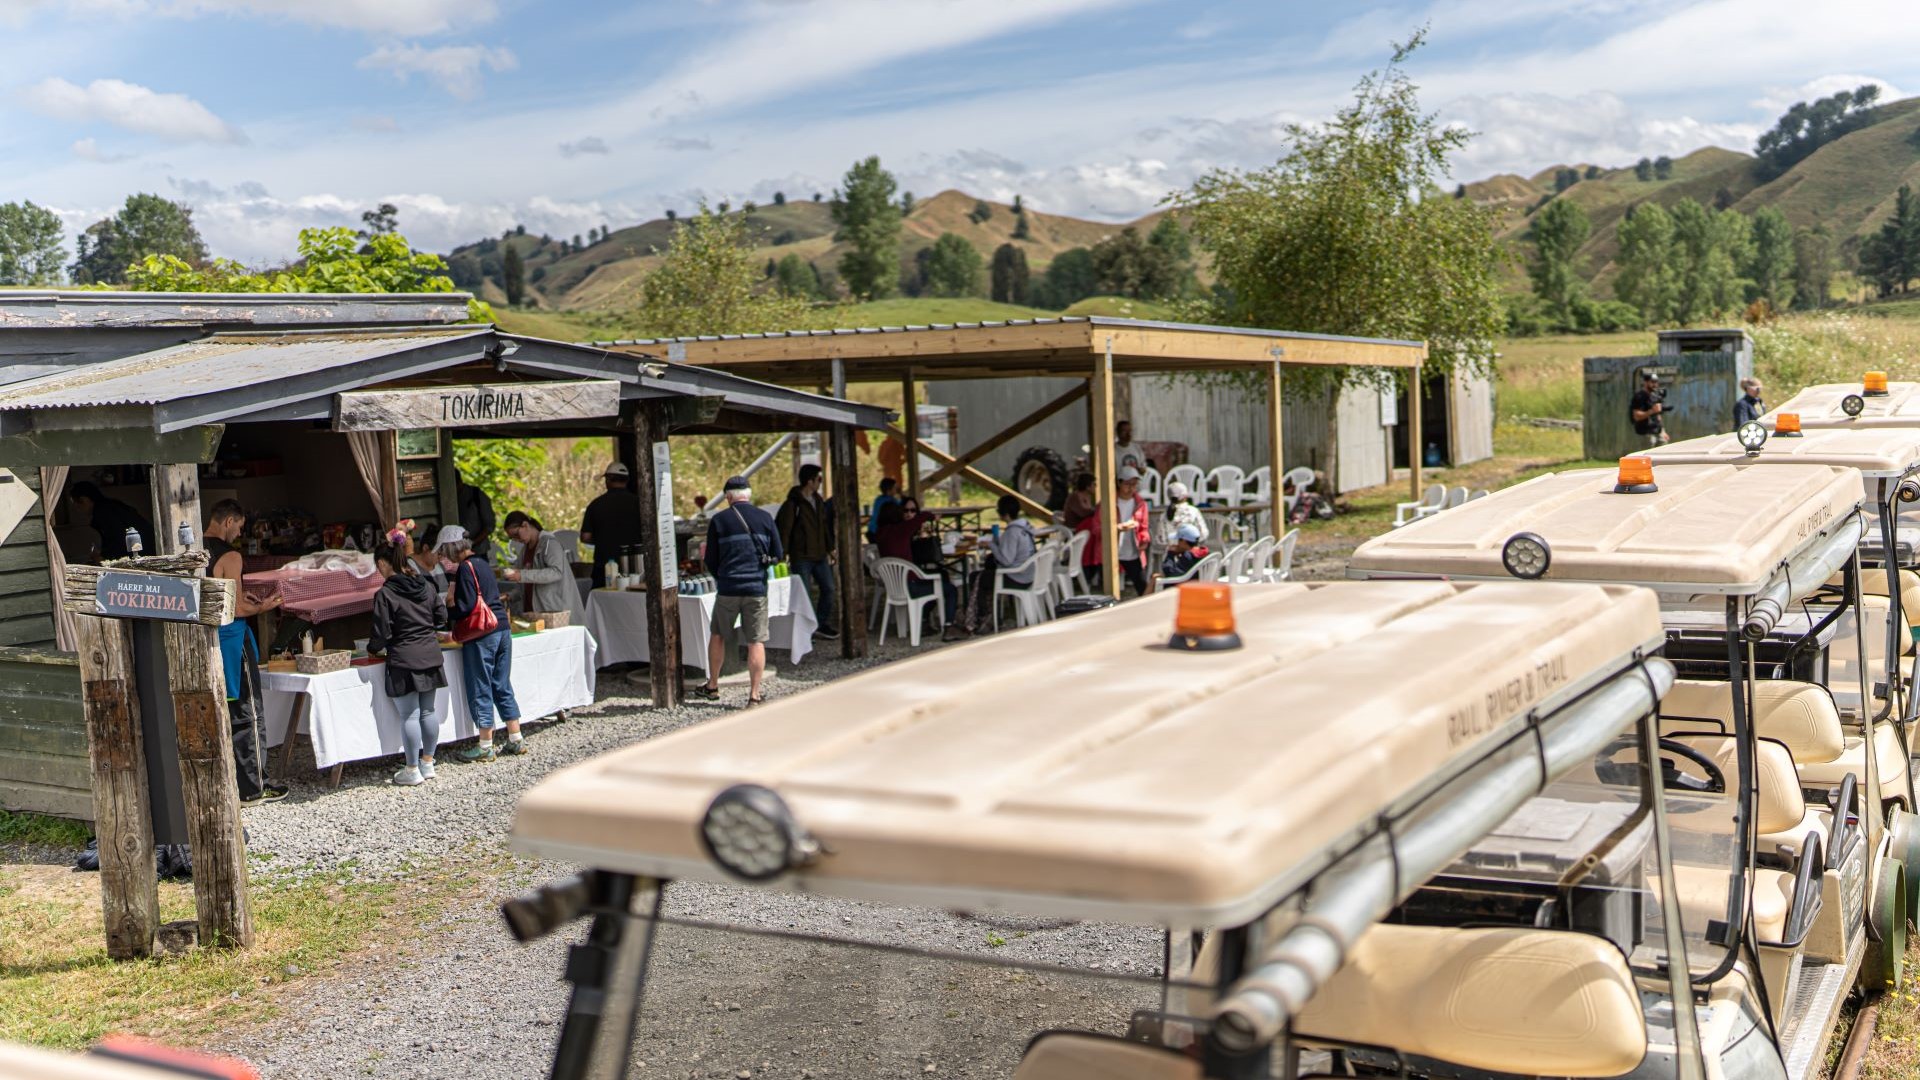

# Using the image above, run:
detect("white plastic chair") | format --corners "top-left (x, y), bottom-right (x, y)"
top-left (553, 529), bottom-right (582, 564)
top-left (1242, 467), bottom-right (1271, 508)
top-left (1243, 535), bottom-right (1276, 583)
top-left (1155, 550), bottom-right (1224, 591)
top-left (1469, 488), bottom-right (1490, 501)
top-left (1272, 529), bottom-right (1299, 581)
top-left (1220, 542), bottom-right (1252, 584)
top-left (863, 545), bottom-right (888, 630)
top-left (993, 550), bottom-right (1056, 632)
top-left (873, 557), bottom-right (945, 647)
top-left (1446, 486), bottom-right (1470, 509)
top-left (1206, 465), bottom-right (1246, 508)
top-left (1166, 463), bottom-right (1206, 501)
top-left (1280, 466), bottom-right (1316, 513)
top-left (1057, 530), bottom-right (1091, 600)
top-left (1139, 466), bottom-right (1163, 507)
top-left (1394, 483), bottom-right (1446, 527)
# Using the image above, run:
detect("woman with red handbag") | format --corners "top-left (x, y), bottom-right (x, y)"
top-left (434, 525), bottom-right (525, 763)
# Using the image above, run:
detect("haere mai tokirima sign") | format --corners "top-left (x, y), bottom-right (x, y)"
top-left (95, 571), bottom-right (201, 622)
top-left (332, 380), bottom-right (621, 432)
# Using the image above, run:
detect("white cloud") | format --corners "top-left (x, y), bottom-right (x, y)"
top-left (24, 77), bottom-right (245, 144)
top-left (70, 137), bottom-right (133, 162)
top-left (558, 136), bottom-right (609, 158)
top-left (357, 43), bottom-right (517, 100)
top-left (350, 114), bottom-right (400, 133)
top-left (1751, 74), bottom-right (1906, 117)
top-left (6, 0), bottom-right (491, 35)
top-left (657, 135), bottom-right (712, 152)
top-left (1439, 91), bottom-right (1760, 178)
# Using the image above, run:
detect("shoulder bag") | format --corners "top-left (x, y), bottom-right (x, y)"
top-left (452, 559), bottom-right (500, 643)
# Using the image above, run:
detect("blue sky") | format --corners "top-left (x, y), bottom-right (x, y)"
top-left (3, 0), bottom-right (1917, 265)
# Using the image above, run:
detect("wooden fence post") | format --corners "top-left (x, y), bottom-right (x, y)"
top-left (163, 619), bottom-right (253, 948)
top-left (632, 401), bottom-right (682, 708)
top-left (73, 614), bottom-right (158, 960)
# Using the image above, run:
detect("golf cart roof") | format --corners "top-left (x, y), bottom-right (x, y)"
top-left (1646, 426), bottom-right (1920, 479)
top-left (1347, 463), bottom-right (1864, 594)
top-left (511, 581), bottom-right (1662, 925)
top-left (1766, 381), bottom-right (1920, 428)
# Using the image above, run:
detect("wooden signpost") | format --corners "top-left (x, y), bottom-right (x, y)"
top-left (64, 554), bottom-right (251, 957)
top-left (333, 380), bottom-right (621, 432)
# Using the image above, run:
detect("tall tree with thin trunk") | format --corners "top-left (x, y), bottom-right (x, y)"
top-left (830, 156), bottom-right (902, 299)
top-left (990, 243), bottom-right (1030, 304)
top-left (1744, 206), bottom-right (1796, 310)
top-left (502, 244), bottom-right (525, 306)
top-left (70, 194), bottom-right (208, 284)
top-left (1792, 226), bottom-right (1838, 309)
top-left (1527, 198), bottom-right (1590, 326)
top-left (1614, 202), bottom-right (1679, 324)
top-left (0, 200), bottom-right (68, 285)
top-left (636, 205), bottom-right (809, 336)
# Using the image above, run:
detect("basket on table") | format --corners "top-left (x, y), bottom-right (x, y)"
top-left (527, 610), bottom-right (571, 628)
top-left (294, 650), bottom-right (353, 675)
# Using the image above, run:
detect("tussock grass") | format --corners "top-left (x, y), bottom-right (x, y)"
top-left (0, 810), bottom-right (91, 850)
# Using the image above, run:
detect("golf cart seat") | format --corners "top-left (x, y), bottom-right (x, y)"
top-left (1011, 1032), bottom-right (1197, 1080)
top-left (1664, 735), bottom-right (1832, 855)
top-left (1673, 861), bottom-right (1796, 943)
top-left (1291, 923), bottom-right (1647, 1078)
top-left (1826, 567), bottom-right (1920, 646)
top-left (1660, 679), bottom-right (1904, 796)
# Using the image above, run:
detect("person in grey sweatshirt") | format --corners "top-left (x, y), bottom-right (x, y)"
top-left (501, 511), bottom-right (586, 624)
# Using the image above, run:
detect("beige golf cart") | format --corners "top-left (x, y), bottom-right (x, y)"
top-left (1761, 373), bottom-right (1920, 432)
top-left (506, 581), bottom-right (1698, 1080)
top-left (0, 1038), bottom-right (257, 1080)
top-left (1350, 458), bottom-right (1911, 1079)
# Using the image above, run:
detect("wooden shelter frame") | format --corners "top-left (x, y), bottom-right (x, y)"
top-left (602, 318), bottom-right (1428, 598)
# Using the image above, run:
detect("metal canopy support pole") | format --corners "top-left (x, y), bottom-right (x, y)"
top-left (1267, 352), bottom-right (1285, 541)
top-left (633, 401), bottom-right (681, 709)
top-left (1092, 339), bottom-right (1120, 599)
top-left (1409, 364), bottom-right (1424, 504)
top-left (901, 368), bottom-right (920, 496)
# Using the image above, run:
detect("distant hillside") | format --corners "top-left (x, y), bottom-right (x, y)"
top-left (1465, 96), bottom-right (1920, 297)
top-left (447, 190), bottom-right (1154, 313)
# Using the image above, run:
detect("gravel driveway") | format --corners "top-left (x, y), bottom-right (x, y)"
top-left (221, 639), bottom-right (1167, 1079)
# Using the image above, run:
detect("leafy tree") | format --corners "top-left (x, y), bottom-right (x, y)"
top-left (773, 191), bottom-right (786, 206)
top-left (502, 244), bottom-right (525, 305)
top-left (600, 222), bottom-right (610, 238)
top-left (1744, 206), bottom-right (1796, 310)
top-left (1173, 30), bottom-right (1503, 386)
top-left (665, 209), bottom-right (677, 221)
top-left (635, 204), bottom-right (809, 336)
top-left (1634, 158), bottom-right (1653, 182)
top-left (1792, 226), bottom-right (1838, 309)
top-left (717, 201), bottom-right (730, 214)
top-left (812, 192), bottom-right (823, 202)
top-left (1088, 227), bottom-right (1177, 299)
top-left (1527, 197), bottom-right (1590, 326)
top-left (742, 200), bottom-right (757, 214)
top-left (1148, 215), bottom-right (1197, 298)
top-left (900, 191), bottom-right (915, 214)
top-left (1713, 187), bottom-right (1735, 211)
top-left (968, 200), bottom-right (993, 225)
top-left (1653, 155), bottom-right (1673, 180)
top-left (572, 233), bottom-right (584, 252)
top-left (830, 156), bottom-right (903, 299)
top-left (1030, 248), bottom-right (1097, 309)
top-left (1012, 195), bottom-right (1024, 214)
top-left (1669, 198), bottom-right (1751, 321)
top-left (70, 194), bottom-right (209, 284)
top-left (923, 232), bottom-right (983, 297)
top-left (360, 202), bottom-right (399, 237)
top-left (1584, 165), bottom-right (1602, 180)
top-left (515, 223), bottom-right (526, 235)
top-left (1860, 184), bottom-right (1920, 296)
top-left (0, 200), bottom-right (68, 285)
top-left (1553, 167), bottom-right (1578, 192)
top-left (773, 253), bottom-right (819, 299)
top-left (1614, 202), bottom-right (1680, 324)
top-left (990, 243), bottom-right (1030, 304)
top-left (1755, 84), bottom-right (1883, 180)
top-left (1012, 211), bottom-right (1032, 241)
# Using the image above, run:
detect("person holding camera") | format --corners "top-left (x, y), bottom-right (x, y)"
top-left (699, 476), bottom-right (784, 707)
top-left (1631, 371), bottom-right (1670, 445)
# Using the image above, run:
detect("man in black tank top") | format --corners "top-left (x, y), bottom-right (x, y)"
top-left (206, 500), bottom-right (287, 804)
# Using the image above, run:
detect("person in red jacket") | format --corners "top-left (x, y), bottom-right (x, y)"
top-left (1077, 465), bottom-right (1152, 597)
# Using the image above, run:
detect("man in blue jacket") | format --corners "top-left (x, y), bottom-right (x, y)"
top-left (698, 475), bottom-right (784, 706)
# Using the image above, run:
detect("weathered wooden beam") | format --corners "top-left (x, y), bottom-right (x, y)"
top-left (881, 422), bottom-right (1049, 521)
top-left (62, 560), bottom-right (236, 626)
top-left (162, 619), bottom-right (252, 948)
top-left (1091, 349), bottom-right (1119, 598)
top-left (1268, 357), bottom-right (1285, 545)
top-left (633, 402), bottom-right (682, 708)
top-left (0, 425), bottom-right (223, 469)
top-left (918, 381), bottom-right (1089, 491)
top-left (333, 379), bottom-right (622, 432)
top-left (829, 422), bottom-right (867, 660)
top-left (900, 370), bottom-right (920, 496)
top-left (149, 464), bottom-right (202, 558)
top-left (73, 614), bottom-right (157, 960)
top-left (1410, 365), bottom-right (1424, 504)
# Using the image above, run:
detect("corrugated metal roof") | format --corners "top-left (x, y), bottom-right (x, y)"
top-left (0, 326), bottom-right (486, 411)
top-left (590, 315), bottom-right (1425, 350)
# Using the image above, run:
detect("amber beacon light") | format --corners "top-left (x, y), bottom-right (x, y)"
top-left (1865, 371), bottom-right (1890, 395)
top-left (1170, 582), bottom-right (1242, 651)
top-left (1773, 411), bottom-right (1802, 435)
top-left (1614, 456), bottom-right (1657, 494)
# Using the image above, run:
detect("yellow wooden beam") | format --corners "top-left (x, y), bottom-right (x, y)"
top-left (882, 422), bottom-right (1051, 520)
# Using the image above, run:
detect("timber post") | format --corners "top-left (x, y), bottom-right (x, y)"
top-left (1409, 364), bottom-right (1424, 504)
top-left (74, 613), bottom-right (158, 960)
top-left (1267, 353), bottom-right (1285, 542)
top-left (163, 616), bottom-right (253, 948)
top-left (900, 369), bottom-right (920, 497)
top-left (632, 401), bottom-right (683, 709)
top-left (1091, 340), bottom-right (1119, 599)
top-left (829, 421), bottom-right (866, 659)
top-left (149, 463), bottom-right (203, 558)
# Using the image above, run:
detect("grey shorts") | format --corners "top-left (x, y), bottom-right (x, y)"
top-left (712, 593), bottom-right (770, 644)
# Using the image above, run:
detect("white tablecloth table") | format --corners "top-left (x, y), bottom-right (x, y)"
top-left (261, 625), bottom-right (597, 778)
top-left (583, 576), bottom-right (817, 675)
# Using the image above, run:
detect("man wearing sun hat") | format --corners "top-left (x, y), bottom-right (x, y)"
top-left (579, 461), bottom-right (643, 589)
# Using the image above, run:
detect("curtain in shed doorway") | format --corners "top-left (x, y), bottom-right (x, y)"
top-left (39, 465), bottom-right (76, 652)
top-left (343, 431), bottom-right (399, 527)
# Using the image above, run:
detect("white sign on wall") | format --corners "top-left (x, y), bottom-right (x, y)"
top-left (1379, 388), bottom-right (1399, 428)
top-left (652, 441), bottom-right (677, 591)
top-left (0, 469), bottom-right (33, 543)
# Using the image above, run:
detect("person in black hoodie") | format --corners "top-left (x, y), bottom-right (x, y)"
top-left (369, 539), bottom-right (448, 787)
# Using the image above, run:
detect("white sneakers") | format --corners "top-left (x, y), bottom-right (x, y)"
top-left (392, 766), bottom-right (424, 786)
top-left (419, 759), bottom-right (436, 780)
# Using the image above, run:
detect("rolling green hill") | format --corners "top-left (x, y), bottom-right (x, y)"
top-left (1470, 96), bottom-right (1920, 297)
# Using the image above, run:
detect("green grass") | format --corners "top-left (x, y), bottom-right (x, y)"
top-left (0, 810), bottom-right (91, 849)
top-left (815, 297), bottom-right (1056, 326)
top-left (1496, 330), bottom-right (1655, 421)
top-left (1062, 296), bottom-right (1178, 320)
